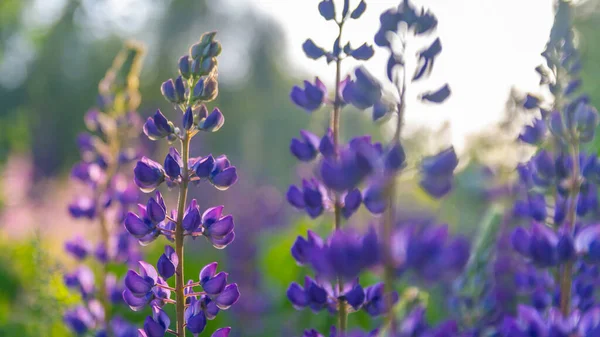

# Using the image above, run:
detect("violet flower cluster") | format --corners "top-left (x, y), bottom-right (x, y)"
top-left (64, 43), bottom-right (146, 337)
top-left (123, 32), bottom-right (239, 337)
top-left (286, 1), bottom-right (469, 336)
top-left (452, 1), bottom-right (600, 336)
top-left (507, 0), bottom-right (600, 319)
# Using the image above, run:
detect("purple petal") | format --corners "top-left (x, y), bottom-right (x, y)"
top-left (202, 272), bottom-right (228, 295)
top-left (287, 282), bottom-right (308, 308)
top-left (206, 215), bottom-right (234, 238)
top-left (210, 231), bottom-right (235, 249)
top-left (215, 284), bottom-right (240, 309)
top-left (212, 327), bottom-right (231, 337)
top-left (199, 262), bottom-right (218, 283)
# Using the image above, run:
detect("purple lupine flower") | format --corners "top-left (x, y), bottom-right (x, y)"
top-left (419, 147), bottom-right (458, 198)
top-left (122, 261), bottom-right (172, 311)
top-left (287, 276), bottom-right (332, 313)
top-left (511, 223), bottom-right (574, 267)
top-left (157, 245), bottom-right (178, 280)
top-left (290, 130), bottom-right (321, 162)
top-left (164, 147), bottom-right (183, 180)
top-left (362, 282), bottom-right (399, 317)
top-left (287, 179), bottom-right (326, 218)
top-left (64, 306), bottom-right (96, 335)
top-left (192, 154), bottom-right (238, 190)
top-left (134, 157), bottom-right (166, 193)
top-left (290, 77), bottom-right (328, 112)
top-left (574, 224), bottom-right (600, 263)
top-left (393, 224), bottom-right (470, 283)
top-left (65, 236), bottom-right (93, 260)
top-left (196, 206), bottom-right (235, 249)
top-left (143, 110), bottom-right (174, 141)
top-left (518, 118), bottom-right (547, 145)
top-left (342, 67), bottom-right (381, 110)
top-left (309, 228), bottom-right (379, 281)
top-left (523, 94), bottom-right (541, 109)
top-left (198, 108), bottom-right (225, 132)
top-left (124, 191), bottom-right (166, 242)
top-left (291, 230), bottom-right (324, 265)
top-left (64, 266), bottom-right (96, 299)
top-left (138, 305), bottom-right (170, 337)
top-left (68, 196), bottom-right (97, 219)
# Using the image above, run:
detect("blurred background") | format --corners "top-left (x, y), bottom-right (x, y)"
top-left (1, 0), bottom-right (600, 336)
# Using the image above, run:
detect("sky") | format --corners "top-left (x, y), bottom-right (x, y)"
top-left (237, 0), bottom-right (556, 148)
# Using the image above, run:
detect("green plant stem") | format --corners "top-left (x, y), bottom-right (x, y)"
top-left (175, 132), bottom-right (191, 337)
top-left (559, 141), bottom-right (580, 316)
top-left (331, 20), bottom-right (347, 333)
top-left (383, 37), bottom-right (407, 333)
top-left (95, 129), bottom-right (121, 337)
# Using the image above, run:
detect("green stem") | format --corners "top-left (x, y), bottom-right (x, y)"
top-left (383, 35), bottom-right (407, 333)
top-left (175, 132), bottom-right (191, 336)
top-left (559, 141), bottom-right (579, 316)
top-left (331, 20), bottom-right (348, 333)
top-left (332, 21), bottom-right (343, 232)
top-left (338, 297), bottom-right (347, 334)
top-left (95, 128), bottom-right (121, 337)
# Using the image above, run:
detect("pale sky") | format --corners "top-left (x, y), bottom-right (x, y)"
top-left (235, 0), bottom-right (556, 148)
top-left (1, 0), bottom-right (557, 149)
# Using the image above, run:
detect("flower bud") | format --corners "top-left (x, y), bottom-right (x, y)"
top-left (179, 55), bottom-right (191, 79)
top-left (191, 58), bottom-right (202, 77)
top-left (183, 107), bottom-right (194, 130)
top-left (198, 108), bottom-right (224, 132)
top-left (201, 57), bottom-right (217, 75)
top-left (134, 157), bottom-right (166, 193)
top-left (174, 76), bottom-right (186, 103)
top-left (207, 42), bottom-right (222, 58)
top-left (202, 76), bottom-right (219, 102)
top-left (161, 79), bottom-right (177, 103)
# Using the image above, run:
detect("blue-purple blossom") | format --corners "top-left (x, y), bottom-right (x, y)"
top-left (523, 94), bottom-right (541, 109)
top-left (65, 236), bottom-right (92, 260)
top-left (287, 276), bottom-right (330, 313)
top-left (511, 223), bottom-right (574, 267)
top-left (362, 283), bottom-right (399, 317)
top-left (123, 261), bottom-right (171, 311)
top-left (164, 147), bottom-right (183, 180)
top-left (194, 206), bottom-right (236, 249)
top-left (420, 84), bottom-right (451, 103)
top-left (291, 78), bottom-right (328, 112)
top-left (306, 228), bottom-right (379, 281)
top-left (519, 118), bottom-right (547, 145)
top-left (198, 108), bottom-right (225, 132)
top-left (413, 38), bottom-right (442, 81)
top-left (157, 245), bottom-right (178, 280)
top-left (138, 305), bottom-right (170, 337)
top-left (342, 67), bottom-right (382, 110)
top-left (290, 130), bottom-right (321, 161)
top-left (393, 224), bottom-right (470, 282)
top-left (124, 191), bottom-right (166, 241)
top-left (68, 196), bottom-right (96, 219)
top-left (134, 157), bottom-right (166, 193)
top-left (64, 306), bottom-right (96, 335)
top-left (303, 39), bottom-right (326, 60)
top-left (143, 110), bottom-right (174, 141)
top-left (64, 266), bottom-right (96, 299)
top-left (419, 147), bottom-right (458, 198)
top-left (192, 154), bottom-right (238, 190)
top-left (287, 179), bottom-right (326, 218)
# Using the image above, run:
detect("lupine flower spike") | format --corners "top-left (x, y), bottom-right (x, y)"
top-left (124, 32), bottom-right (239, 337)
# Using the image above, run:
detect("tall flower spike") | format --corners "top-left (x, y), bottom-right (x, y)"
top-left (286, 1), bottom-right (378, 335)
top-left (124, 32), bottom-right (238, 336)
top-left (65, 42), bottom-right (145, 336)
